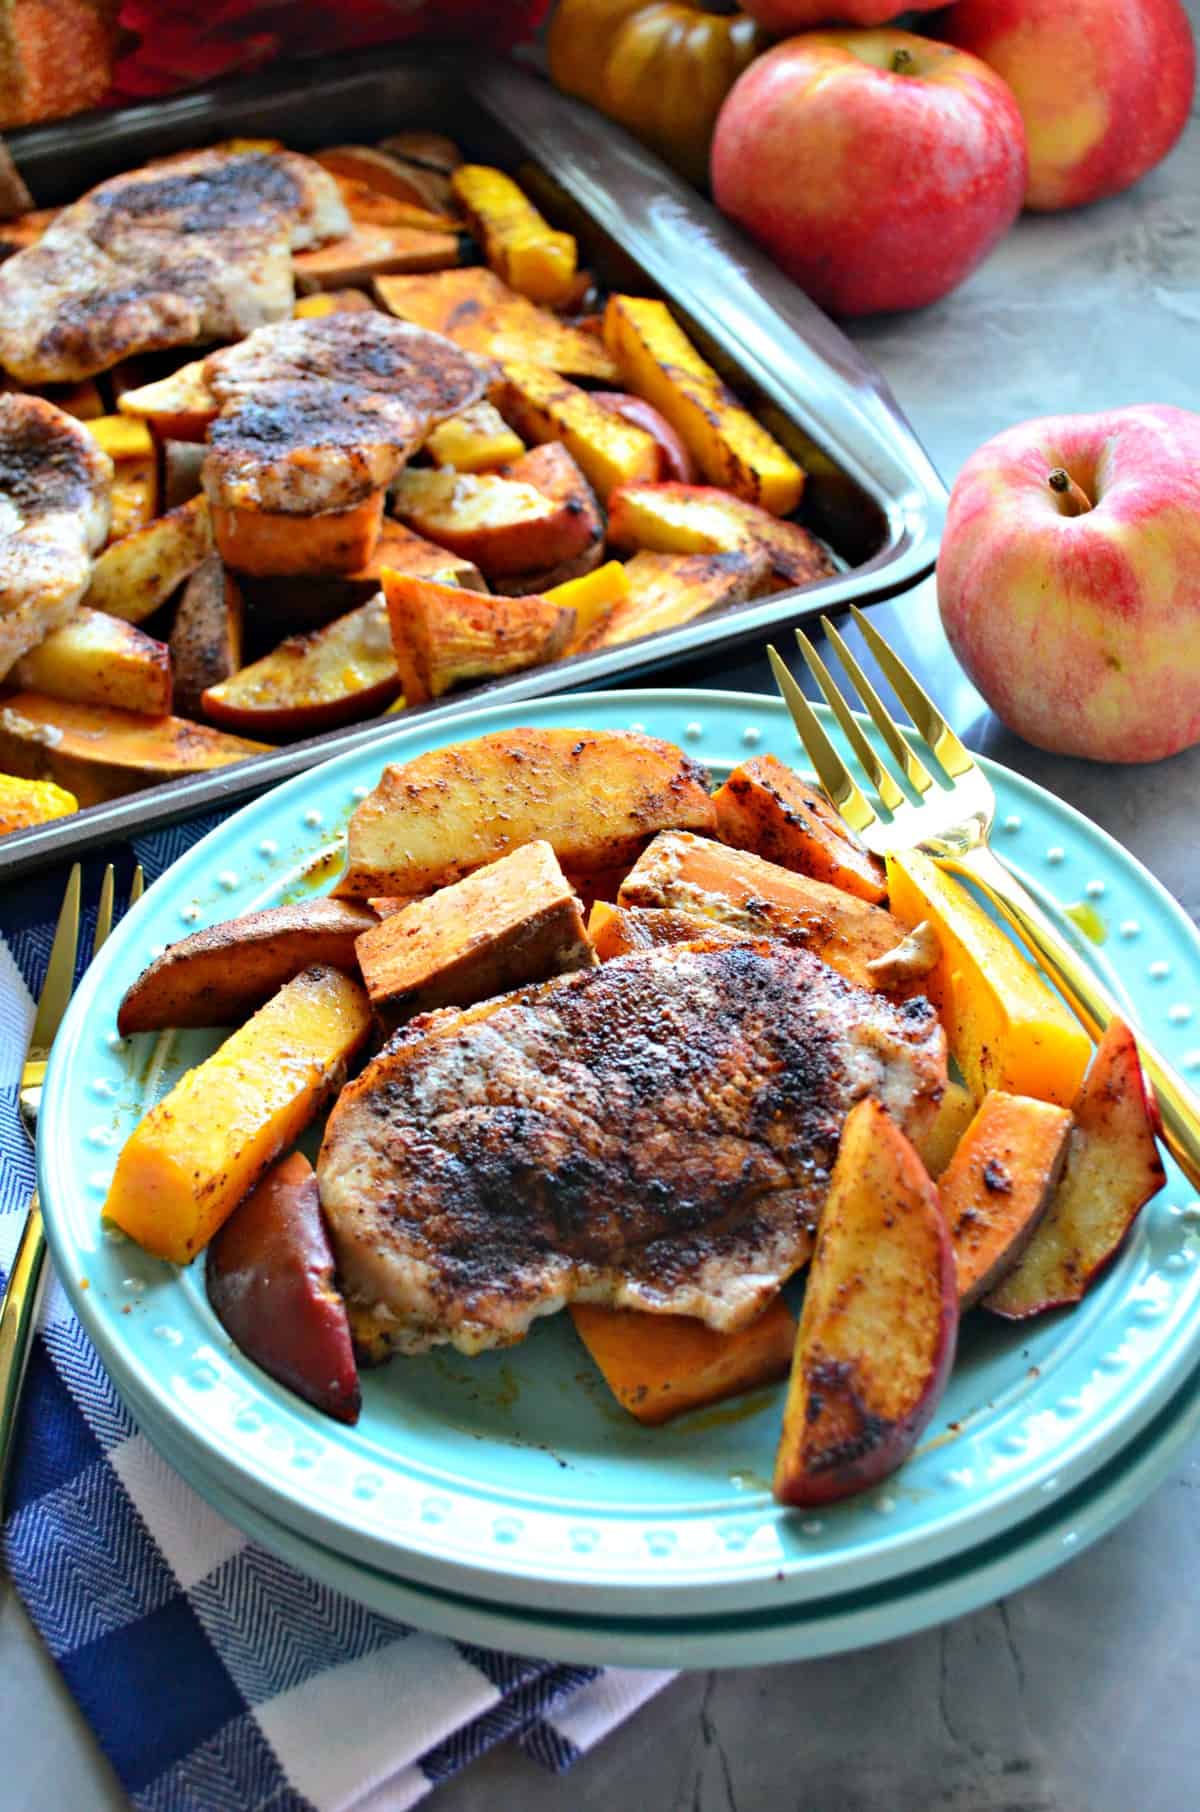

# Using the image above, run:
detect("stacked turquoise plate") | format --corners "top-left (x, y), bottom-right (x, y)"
top-left (37, 693), bottom-right (1200, 1664)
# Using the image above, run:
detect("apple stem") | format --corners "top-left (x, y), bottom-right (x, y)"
top-left (891, 47), bottom-right (916, 74)
top-left (1048, 467), bottom-right (1093, 516)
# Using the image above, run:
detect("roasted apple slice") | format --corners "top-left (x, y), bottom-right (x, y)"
top-left (13, 608), bottom-right (172, 716)
top-left (117, 899), bottom-right (378, 1035)
top-left (575, 549), bottom-right (771, 652)
top-left (170, 556), bottom-right (245, 720)
top-left (85, 495), bottom-right (213, 625)
top-left (590, 392), bottom-right (696, 483)
top-left (713, 754), bottom-right (887, 903)
top-left (207, 1152), bottom-right (361, 1424)
top-left (773, 1096), bottom-right (957, 1507)
top-left (912, 1079), bottom-right (977, 1180)
top-left (940, 1091), bottom-right (1073, 1306)
top-left (986, 1021), bottom-right (1166, 1319)
top-left (202, 593), bottom-right (403, 735)
top-left (607, 481), bottom-right (834, 588)
top-left (390, 465), bottom-right (593, 579)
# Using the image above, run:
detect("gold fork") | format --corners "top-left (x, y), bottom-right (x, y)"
top-left (768, 606), bottom-right (1200, 1191)
top-left (0, 861), bottom-right (143, 1513)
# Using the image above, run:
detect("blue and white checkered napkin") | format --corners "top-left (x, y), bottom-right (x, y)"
top-left (0, 820), bottom-right (673, 1812)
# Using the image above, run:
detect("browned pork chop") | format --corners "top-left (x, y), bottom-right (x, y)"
top-left (0, 393), bottom-right (112, 676)
top-left (317, 941), bottom-right (947, 1357)
top-left (203, 314), bottom-right (493, 515)
top-left (0, 149), bottom-right (349, 383)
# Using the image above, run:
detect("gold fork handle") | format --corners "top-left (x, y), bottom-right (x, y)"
top-left (0, 1197), bottom-right (49, 1516)
top-left (944, 844), bottom-right (1200, 1192)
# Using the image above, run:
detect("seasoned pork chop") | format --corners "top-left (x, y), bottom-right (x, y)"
top-left (0, 149), bottom-right (349, 383)
top-left (318, 942), bottom-right (947, 1357)
top-left (203, 314), bottom-right (493, 514)
top-left (0, 394), bottom-right (111, 677)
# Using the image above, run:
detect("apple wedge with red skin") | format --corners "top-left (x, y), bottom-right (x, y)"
top-left (590, 392), bottom-right (696, 483)
top-left (206, 1151), bottom-right (361, 1424)
top-left (985, 1020), bottom-right (1167, 1319)
top-left (773, 1096), bottom-right (958, 1508)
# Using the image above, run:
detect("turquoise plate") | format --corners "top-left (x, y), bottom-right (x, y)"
top-left (38, 691), bottom-right (1200, 1619)
top-left (118, 1339), bottom-right (1200, 1667)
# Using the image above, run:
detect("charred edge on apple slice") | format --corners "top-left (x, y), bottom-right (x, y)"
top-left (802, 1357), bottom-right (894, 1474)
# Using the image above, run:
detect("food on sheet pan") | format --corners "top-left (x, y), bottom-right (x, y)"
top-left (0, 393), bottom-right (112, 676)
top-left (100, 721), bottom-right (1163, 1506)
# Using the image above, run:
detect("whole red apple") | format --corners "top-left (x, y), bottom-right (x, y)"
top-left (710, 30), bottom-right (1027, 317)
top-left (939, 0), bottom-right (1195, 211)
top-left (742, 0), bottom-right (940, 25)
top-left (937, 406), bottom-right (1200, 763)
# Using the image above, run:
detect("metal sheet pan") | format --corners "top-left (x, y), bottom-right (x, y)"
top-left (0, 47), bottom-right (946, 879)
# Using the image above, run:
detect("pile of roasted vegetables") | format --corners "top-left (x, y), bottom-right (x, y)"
top-left (100, 725), bottom-right (1165, 1508)
top-left (0, 132), bottom-right (832, 844)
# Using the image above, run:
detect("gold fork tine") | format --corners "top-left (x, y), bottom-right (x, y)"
top-left (821, 613), bottom-right (938, 798)
top-left (27, 863), bottom-right (81, 1065)
top-left (766, 645), bottom-right (877, 838)
top-left (129, 863), bottom-right (145, 908)
top-left (798, 625), bottom-right (907, 815)
top-left (92, 865), bottom-right (115, 960)
top-left (850, 604), bottom-right (976, 780)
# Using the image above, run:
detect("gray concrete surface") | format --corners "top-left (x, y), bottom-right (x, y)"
top-left (4, 12), bottom-right (1200, 1809)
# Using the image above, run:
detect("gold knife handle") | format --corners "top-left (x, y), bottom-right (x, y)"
top-left (945, 843), bottom-right (1200, 1193)
top-left (0, 1197), bottom-right (48, 1516)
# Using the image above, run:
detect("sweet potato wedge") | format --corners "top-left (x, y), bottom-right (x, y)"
top-left (424, 400), bottom-right (525, 473)
top-left (912, 1079), bottom-right (976, 1180)
top-left (0, 693), bottom-right (269, 806)
top-left (571, 1296), bottom-right (797, 1427)
top-left (375, 268), bottom-right (620, 382)
top-left (202, 593), bottom-right (402, 735)
top-left (0, 772), bottom-right (77, 835)
top-left (211, 491), bottom-right (385, 580)
top-left (587, 901), bottom-right (747, 961)
top-left (576, 549), bottom-right (772, 653)
top-left (355, 839), bottom-right (594, 1017)
top-left (451, 164), bottom-right (577, 307)
top-left (607, 482), bottom-right (834, 589)
top-left (294, 222), bottom-right (470, 290)
top-left (940, 1091), bottom-right (1074, 1306)
top-left (338, 726), bottom-right (717, 897)
top-left (382, 572), bottom-right (570, 706)
top-left (773, 1097), bottom-right (957, 1507)
top-left (104, 964), bottom-right (372, 1264)
top-left (13, 608), bottom-right (171, 715)
top-left (390, 464), bottom-right (592, 579)
top-left (604, 296), bottom-right (805, 516)
top-left (329, 178), bottom-right (458, 233)
top-left (117, 358), bottom-right (218, 442)
top-left (170, 556), bottom-right (245, 719)
top-left (986, 1021), bottom-right (1166, 1319)
top-left (241, 525), bottom-right (485, 637)
top-left (713, 755), bottom-right (887, 903)
top-left (86, 495), bottom-right (213, 624)
top-left (886, 848), bottom-right (1093, 1108)
top-left (206, 1151), bottom-right (361, 1424)
top-left (117, 898), bottom-right (378, 1034)
top-left (315, 145), bottom-right (454, 212)
top-left (495, 361), bottom-right (659, 500)
top-left (619, 830), bottom-right (908, 992)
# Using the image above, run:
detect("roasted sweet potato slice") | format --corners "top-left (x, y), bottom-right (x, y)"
top-left (773, 1097), bottom-right (957, 1507)
top-left (294, 222), bottom-right (470, 290)
top-left (941, 1091), bottom-right (1074, 1306)
top-left (382, 572), bottom-right (570, 705)
top-left (575, 549), bottom-right (771, 652)
top-left (338, 726), bottom-right (717, 897)
top-left (376, 268), bottom-right (620, 382)
top-left (986, 1021), bottom-right (1166, 1319)
top-left (887, 848), bottom-right (1093, 1108)
top-left (117, 358), bottom-right (218, 442)
top-left (315, 145), bottom-right (454, 211)
top-left (211, 491), bottom-right (385, 580)
top-left (424, 400), bottom-right (524, 473)
top-left (355, 839), bottom-right (594, 1018)
top-left (714, 755), bottom-right (887, 903)
top-left (495, 361), bottom-right (659, 499)
top-left (328, 177), bottom-right (459, 233)
top-left (451, 165), bottom-right (578, 307)
top-left (572, 1296), bottom-right (797, 1426)
top-left (85, 495), bottom-right (213, 624)
top-left (0, 693), bottom-right (268, 806)
top-left (587, 901), bottom-right (747, 961)
top-left (207, 1151), bottom-right (361, 1424)
top-left (118, 899), bottom-right (378, 1035)
top-left (619, 830), bottom-right (906, 991)
top-left (0, 772), bottom-right (77, 835)
top-left (105, 964), bottom-right (372, 1264)
top-left (390, 463), bottom-right (593, 579)
top-left (608, 482), bottom-right (833, 589)
top-left (13, 608), bottom-right (171, 716)
top-left (203, 594), bottom-right (402, 735)
top-left (170, 556), bottom-right (245, 719)
top-left (604, 296), bottom-right (805, 516)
